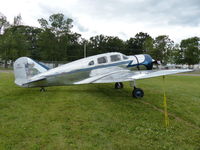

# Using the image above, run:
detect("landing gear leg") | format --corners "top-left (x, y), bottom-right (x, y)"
top-left (115, 82), bottom-right (123, 89)
top-left (40, 87), bottom-right (46, 92)
top-left (130, 80), bottom-right (144, 98)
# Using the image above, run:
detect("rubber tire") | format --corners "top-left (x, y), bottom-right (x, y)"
top-left (40, 88), bottom-right (46, 92)
top-left (115, 82), bottom-right (123, 89)
top-left (132, 88), bottom-right (144, 98)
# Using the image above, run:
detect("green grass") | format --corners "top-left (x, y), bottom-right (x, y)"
top-left (0, 73), bottom-right (200, 150)
top-left (0, 67), bottom-right (13, 71)
top-left (187, 70), bottom-right (200, 74)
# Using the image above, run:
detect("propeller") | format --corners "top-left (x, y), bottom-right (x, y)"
top-left (152, 59), bottom-right (162, 65)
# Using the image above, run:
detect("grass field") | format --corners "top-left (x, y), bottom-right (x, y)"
top-left (0, 72), bottom-right (200, 150)
top-left (0, 67), bottom-right (12, 70)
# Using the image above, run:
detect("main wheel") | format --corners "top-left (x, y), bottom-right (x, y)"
top-left (115, 82), bottom-right (123, 89)
top-left (40, 87), bottom-right (46, 92)
top-left (132, 88), bottom-right (144, 98)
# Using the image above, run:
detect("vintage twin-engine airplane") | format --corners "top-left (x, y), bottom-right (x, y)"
top-left (14, 52), bottom-right (191, 98)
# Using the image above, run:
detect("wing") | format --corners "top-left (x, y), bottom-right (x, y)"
top-left (74, 67), bottom-right (132, 84)
top-left (75, 69), bottom-right (192, 84)
top-left (129, 69), bottom-right (192, 80)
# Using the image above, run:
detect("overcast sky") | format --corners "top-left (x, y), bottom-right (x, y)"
top-left (1, 0), bottom-right (200, 43)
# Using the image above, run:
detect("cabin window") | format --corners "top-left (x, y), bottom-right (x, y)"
top-left (123, 55), bottom-right (128, 60)
top-left (88, 61), bottom-right (94, 66)
top-left (97, 56), bottom-right (107, 64)
top-left (110, 55), bottom-right (121, 62)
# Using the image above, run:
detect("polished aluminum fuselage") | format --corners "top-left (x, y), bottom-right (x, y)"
top-left (21, 52), bottom-right (150, 87)
top-left (14, 52), bottom-right (191, 88)
top-left (27, 58), bottom-right (130, 87)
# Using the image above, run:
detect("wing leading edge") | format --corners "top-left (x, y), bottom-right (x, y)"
top-left (82, 69), bottom-right (192, 84)
top-left (130, 69), bottom-right (192, 80)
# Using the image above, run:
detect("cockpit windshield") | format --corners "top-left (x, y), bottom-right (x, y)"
top-left (123, 55), bottom-right (128, 60)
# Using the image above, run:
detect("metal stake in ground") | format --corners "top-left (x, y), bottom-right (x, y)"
top-left (163, 75), bottom-right (169, 127)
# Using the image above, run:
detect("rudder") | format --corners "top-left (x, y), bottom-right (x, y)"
top-left (14, 57), bottom-right (49, 86)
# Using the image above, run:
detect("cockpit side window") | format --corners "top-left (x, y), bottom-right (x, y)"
top-left (97, 56), bottom-right (107, 64)
top-left (123, 55), bottom-right (128, 60)
top-left (110, 55), bottom-right (121, 62)
top-left (88, 60), bottom-right (94, 66)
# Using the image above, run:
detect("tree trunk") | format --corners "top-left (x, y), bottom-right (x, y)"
top-left (4, 60), bottom-right (8, 68)
top-left (11, 60), bottom-right (14, 68)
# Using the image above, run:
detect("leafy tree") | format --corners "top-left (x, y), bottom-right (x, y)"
top-left (170, 44), bottom-right (184, 64)
top-left (180, 37), bottom-right (200, 67)
top-left (24, 26), bottom-right (42, 60)
top-left (87, 35), bottom-right (125, 56)
top-left (125, 32), bottom-right (153, 55)
top-left (38, 18), bottom-right (49, 29)
top-left (0, 15), bottom-right (42, 67)
top-left (13, 14), bottom-right (22, 26)
top-left (38, 13), bottom-right (73, 36)
top-left (0, 13), bottom-right (9, 34)
top-left (66, 32), bottom-right (82, 61)
top-left (1, 12), bottom-right (200, 69)
top-left (143, 36), bottom-right (154, 55)
top-left (87, 35), bottom-right (108, 56)
top-left (49, 13), bottom-right (73, 35)
top-left (38, 29), bottom-right (58, 61)
top-left (38, 13), bottom-right (76, 62)
top-left (125, 38), bottom-right (138, 55)
top-left (151, 35), bottom-right (174, 64)
top-left (103, 36), bottom-right (125, 53)
top-left (0, 26), bottom-right (29, 67)
top-left (135, 32), bottom-right (153, 53)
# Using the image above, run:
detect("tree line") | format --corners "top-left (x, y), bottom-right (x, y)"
top-left (0, 13), bottom-right (200, 68)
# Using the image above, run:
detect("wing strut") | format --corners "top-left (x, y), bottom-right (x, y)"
top-left (163, 76), bottom-right (169, 127)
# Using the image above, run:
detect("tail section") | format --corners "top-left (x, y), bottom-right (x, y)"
top-left (13, 57), bottom-right (49, 86)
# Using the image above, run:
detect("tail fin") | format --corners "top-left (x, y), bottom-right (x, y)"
top-left (13, 57), bottom-right (49, 86)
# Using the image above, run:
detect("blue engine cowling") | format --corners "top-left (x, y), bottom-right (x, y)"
top-left (127, 54), bottom-right (153, 70)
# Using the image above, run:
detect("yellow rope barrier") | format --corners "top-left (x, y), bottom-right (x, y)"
top-left (163, 76), bottom-right (169, 127)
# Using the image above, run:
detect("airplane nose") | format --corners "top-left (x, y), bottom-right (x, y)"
top-left (127, 54), bottom-right (154, 70)
top-left (143, 54), bottom-right (153, 70)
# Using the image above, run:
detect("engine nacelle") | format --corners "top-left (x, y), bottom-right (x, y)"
top-left (127, 54), bottom-right (153, 70)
